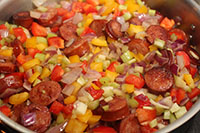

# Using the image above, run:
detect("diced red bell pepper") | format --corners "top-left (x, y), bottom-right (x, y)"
top-left (100, 72), bottom-right (106, 77)
top-left (51, 65), bottom-right (64, 82)
top-left (80, 27), bottom-right (96, 37)
top-left (62, 11), bottom-right (75, 21)
top-left (63, 104), bottom-right (74, 115)
top-left (116, 0), bottom-right (125, 5)
top-left (93, 80), bottom-right (102, 87)
top-left (81, 60), bottom-right (88, 74)
top-left (107, 61), bottom-right (119, 72)
top-left (86, 86), bottom-right (104, 100)
top-left (48, 37), bottom-right (64, 49)
top-left (13, 28), bottom-right (27, 43)
top-left (134, 94), bottom-right (151, 107)
top-left (51, 26), bottom-right (59, 33)
top-left (28, 48), bottom-right (41, 58)
top-left (72, 2), bottom-right (85, 13)
top-left (177, 88), bottom-right (186, 105)
top-left (86, 0), bottom-right (99, 6)
top-left (136, 108), bottom-right (156, 123)
top-left (125, 74), bottom-right (145, 89)
top-left (0, 24), bottom-right (7, 30)
top-left (188, 88), bottom-right (200, 99)
top-left (189, 65), bottom-right (197, 78)
top-left (49, 101), bottom-right (64, 115)
top-left (141, 126), bottom-right (158, 133)
top-left (185, 101), bottom-right (193, 111)
top-left (0, 105), bottom-right (11, 116)
top-left (176, 51), bottom-right (190, 67)
top-left (160, 17), bottom-right (175, 31)
top-left (31, 22), bottom-right (47, 37)
top-left (113, 8), bottom-right (121, 19)
top-left (83, 3), bottom-right (98, 14)
top-left (16, 54), bottom-right (32, 65)
top-left (92, 126), bottom-right (117, 133)
top-left (170, 88), bottom-right (177, 102)
top-left (57, 8), bottom-right (68, 16)
top-left (8, 72), bottom-right (24, 79)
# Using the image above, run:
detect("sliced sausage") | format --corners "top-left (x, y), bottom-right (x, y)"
top-left (146, 25), bottom-right (168, 44)
top-left (169, 28), bottom-right (188, 43)
top-left (12, 39), bottom-right (25, 57)
top-left (129, 17), bottom-right (142, 25)
top-left (0, 62), bottom-right (15, 74)
top-left (12, 11), bottom-right (33, 29)
top-left (119, 114), bottom-right (141, 133)
top-left (144, 67), bottom-right (174, 92)
top-left (106, 20), bottom-right (123, 39)
top-left (20, 104), bottom-right (51, 133)
top-left (59, 21), bottom-right (78, 41)
top-left (127, 39), bottom-right (149, 55)
top-left (89, 19), bottom-right (107, 37)
top-left (96, 97), bottom-right (130, 122)
top-left (0, 73), bottom-right (23, 93)
top-left (29, 81), bottom-right (61, 106)
top-left (10, 103), bottom-right (25, 122)
top-left (64, 38), bottom-right (90, 57)
top-left (184, 46), bottom-right (200, 65)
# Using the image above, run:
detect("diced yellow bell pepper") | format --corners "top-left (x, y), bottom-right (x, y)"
top-left (72, 82), bottom-right (82, 96)
top-left (149, 45), bottom-right (158, 52)
top-left (65, 118), bottom-right (88, 133)
top-left (91, 37), bottom-right (108, 47)
top-left (107, 37), bottom-right (115, 44)
top-left (93, 47), bottom-right (101, 54)
top-left (40, 67), bottom-right (51, 79)
top-left (127, 24), bottom-right (144, 36)
top-left (64, 95), bottom-right (76, 105)
top-left (88, 115), bottom-right (101, 125)
top-left (22, 58), bottom-right (40, 70)
top-left (28, 71), bottom-right (40, 83)
top-left (183, 74), bottom-right (195, 88)
top-left (77, 109), bottom-right (93, 123)
top-left (130, 52), bottom-right (144, 61)
top-left (69, 55), bottom-right (80, 63)
top-left (90, 62), bottom-right (103, 72)
top-left (105, 70), bottom-right (119, 82)
top-left (57, 55), bottom-right (64, 64)
top-left (0, 49), bottom-right (13, 57)
top-left (84, 18), bottom-right (93, 28)
top-left (26, 37), bottom-right (37, 49)
top-left (125, 0), bottom-right (140, 13)
top-left (99, 0), bottom-right (106, 4)
top-left (36, 43), bottom-right (48, 51)
top-left (102, 1), bottom-right (118, 16)
top-left (9, 92), bottom-right (29, 105)
top-left (91, 83), bottom-right (100, 90)
top-left (138, 5), bottom-right (148, 14)
top-left (155, 95), bottom-right (163, 102)
top-left (122, 84), bottom-right (135, 93)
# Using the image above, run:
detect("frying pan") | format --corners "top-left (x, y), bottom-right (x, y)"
top-left (0, 0), bottom-right (199, 133)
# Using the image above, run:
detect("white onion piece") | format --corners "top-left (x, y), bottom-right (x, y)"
top-left (73, 13), bottom-right (83, 24)
top-left (67, 63), bottom-right (83, 68)
top-left (84, 69), bottom-right (102, 80)
top-left (23, 80), bottom-right (32, 91)
top-left (150, 99), bottom-right (169, 109)
top-left (61, 68), bottom-right (82, 84)
top-left (65, 38), bottom-right (75, 47)
top-left (30, 11), bottom-right (42, 19)
top-left (62, 84), bottom-right (75, 96)
top-left (121, 22), bottom-right (129, 32)
top-left (32, 0), bottom-right (47, 7)
top-left (0, 29), bottom-right (8, 38)
top-left (177, 55), bottom-right (185, 70)
top-left (116, 16), bottom-right (125, 25)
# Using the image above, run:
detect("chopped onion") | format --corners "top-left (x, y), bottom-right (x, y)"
top-left (67, 63), bottom-right (82, 68)
top-left (23, 80), bottom-right (32, 91)
top-left (158, 96), bottom-right (173, 108)
top-left (46, 121), bottom-right (68, 133)
top-left (60, 1), bottom-right (71, 9)
top-left (121, 22), bottom-right (129, 32)
top-left (115, 74), bottom-right (126, 83)
top-left (116, 16), bottom-right (125, 25)
top-left (150, 99), bottom-right (169, 109)
top-left (155, 55), bottom-right (169, 66)
top-left (0, 29), bottom-right (9, 38)
top-left (30, 11), bottom-right (41, 19)
top-left (176, 55), bottom-right (185, 70)
top-left (180, 97), bottom-right (189, 106)
top-left (84, 69), bottom-right (102, 80)
top-left (65, 38), bottom-right (75, 47)
top-left (170, 64), bottom-right (178, 75)
top-left (106, 14), bottom-right (113, 21)
top-left (61, 68), bottom-right (82, 85)
top-left (62, 84), bottom-right (75, 96)
top-left (21, 112), bottom-right (36, 127)
top-left (73, 13), bottom-right (83, 25)
top-left (32, 0), bottom-right (47, 7)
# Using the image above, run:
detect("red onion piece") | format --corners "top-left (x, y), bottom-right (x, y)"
top-left (23, 80), bottom-right (32, 91)
top-left (119, 37), bottom-right (131, 44)
top-left (84, 69), bottom-right (102, 80)
top-left (61, 68), bottom-right (82, 85)
top-left (72, 13), bottom-right (83, 25)
top-left (67, 63), bottom-right (83, 68)
top-left (21, 112), bottom-right (36, 127)
top-left (155, 55), bottom-right (169, 66)
top-left (180, 97), bottom-right (189, 106)
top-left (115, 74), bottom-right (126, 83)
top-left (170, 64), bottom-right (178, 75)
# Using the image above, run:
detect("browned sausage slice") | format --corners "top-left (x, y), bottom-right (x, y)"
top-left (127, 39), bottom-right (149, 55)
top-left (0, 62), bottom-right (15, 74)
top-left (12, 39), bottom-right (25, 57)
top-left (12, 11), bottom-right (33, 29)
top-left (169, 28), bottom-right (188, 43)
top-left (146, 25), bottom-right (168, 44)
top-left (129, 17), bottom-right (142, 25)
top-left (59, 21), bottom-right (78, 41)
top-left (100, 97), bottom-right (130, 122)
top-left (89, 19), bottom-right (107, 37)
top-left (20, 104), bottom-right (51, 133)
top-left (29, 81), bottom-right (61, 106)
top-left (119, 114), bottom-right (141, 133)
top-left (106, 20), bottom-right (123, 39)
top-left (64, 38), bottom-right (90, 57)
top-left (144, 67), bottom-right (174, 92)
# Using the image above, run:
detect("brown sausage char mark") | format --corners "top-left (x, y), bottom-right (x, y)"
top-left (89, 19), bottom-right (107, 37)
top-left (12, 39), bottom-right (25, 57)
top-left (29, 81), bottom-right (61, 106)
top-left (127, 39), bottom-right (149, 55)
top-left (146, 25), bottom-right (168, 44)
top-left (0, 62), bottom-right (15, 74)
top-left (106, 20), bottom-right (123, 40)
top-left (144, 67), bottom-right (174, 92)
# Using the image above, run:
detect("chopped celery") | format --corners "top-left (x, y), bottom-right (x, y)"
top-left (123, 12), bottom-right (132, 21)
top-left (62, 56), bottom-right (70, 67)
top-left (76, 27), bottom-right (84, 36)
top-left (171, 33), bottom-right (177, 41)
top-left (105, 82), bottom-right (120, 89)
top-left (119, 5), bottom-right (127, 11)
top-left (132, 72), bottom-right (140, 77)
top-left (134, 66), bottom-right (144, 74)
top-left (121, 51), bottom-right (133, 63)
top-left (33, 65), bottom-right (42, 74)
top-left (198, 84), bottom-right (200, 89)
top-left (37, 6), bottom-right (48, 12)
top-left (146, 93), bottom-right (157, 100)
top-left (143, 106), bottom-right (154, 110)
top-left (155, 106), bottom-right (165, 115)
top-left (127, 58), bottom-right (136, 64)
top-left (33, 78), bottom-right (41, 87)
top-left (170, 103), bottom-right (180, 113)
top-left (148, 9), bottom-right (156, 16)
top-left (170, 113), bottom-right (176, 123)
top-left (99, 77), bottom-right (111, 85)
top-left (149, 119), bottom-right (157, 128)
top-left (80, 53), bottom-right (93, 61)
top-left (157, 123), bottom-right (166, 129)
top-left (48, 55), bottom-right (58, 64)
top-left (47, 33), bottom-right (57, 38)
top-left (104, 96), bottom-right (113, 102)
top-left (77, 22), bottom-right (83, 28)
top-left (0, 39), bottom-right (5, 46)
top-left (102, 86), bottom-right (114, 97)
top-left (35, 53), bottom-right (46, 61)
top-left (74, 101), bottom-right (87, 115)
top-left (88, 100), bottom-right (99, 110)
top-left (96, 6), bottom-right (102, 10)
top-left (0, 99), bottom-right (3, 106)
top-left (102, 105), bottom-right (109, 111)
top-left (174, 75), bottom-right (191, 92)
top-left (115, 64), bottom-right (124, 74)
top-left (56, 113), bottom-right (65, 124)
top-left (122, 45), bottom-right (129, 53)
top-left (156, 50), bottom-right (162, 56)
top-left (36, 37), bottom-right (47, 44)
top-left (154, 38), bottom-right (165, 49)
top-left (164, 110), bottom-right (170, 120)
top-left (164, 92), bottom-right (170, 97)
top-left (103, 60), bottom-right (111, 70)
top-left (19, 66), bottom-right (24, 73)
top-left (137, 0), bottom-right (144, 6)
top-left (175, 107), bottom-right (187, 119)
top-left (77, 76), bottom-right (86, 86)
top-left (126, 95), bottom-right (138, 108)
top-left (113, 89), bottom-right (124, 96)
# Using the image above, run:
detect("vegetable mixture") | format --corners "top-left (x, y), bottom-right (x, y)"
top-left (0, 0), bottom-right (200, 133)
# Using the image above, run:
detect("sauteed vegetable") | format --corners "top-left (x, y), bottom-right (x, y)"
top-left (0, 0), bottom-right (200, 132)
